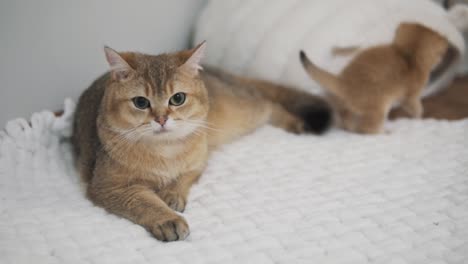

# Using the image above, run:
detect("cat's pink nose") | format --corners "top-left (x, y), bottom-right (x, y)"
top-left (155, 116), bottom-right (168, 126)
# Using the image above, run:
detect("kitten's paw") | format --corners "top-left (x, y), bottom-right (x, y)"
top-left (151, 216), bottom-right (190, 242)
top-left (161, 191), bottom-right (187, 212)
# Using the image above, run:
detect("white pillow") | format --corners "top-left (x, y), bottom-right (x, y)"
top-left (194, 0), bottom-right (466, 97)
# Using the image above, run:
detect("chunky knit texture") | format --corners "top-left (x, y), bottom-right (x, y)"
top-left (1, 99), bottom-right (467, 263)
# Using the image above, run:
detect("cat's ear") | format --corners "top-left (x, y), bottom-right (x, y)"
top-left (104, 46), bottom-right (134, 81)
top-left (180, 41), bottom-right (206, 76)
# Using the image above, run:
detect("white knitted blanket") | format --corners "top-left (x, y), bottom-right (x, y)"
top-left (194, 0), bottom-right (467, 97)
top-left (1, 100), bottom-right (467, 264)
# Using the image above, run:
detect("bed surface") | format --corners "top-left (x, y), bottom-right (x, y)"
top-left (1, 99), bottom-right (467, 264)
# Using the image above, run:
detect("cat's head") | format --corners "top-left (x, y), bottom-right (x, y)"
top-left (394, 23), bottom-right (449, 69)
top-left (98, 42), bottom-right (209, 143)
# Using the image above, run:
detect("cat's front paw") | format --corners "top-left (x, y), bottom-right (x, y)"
top-left (161, 191), bottom-right (187, 212)
top-left (151, 215), bottom-right (190, 242)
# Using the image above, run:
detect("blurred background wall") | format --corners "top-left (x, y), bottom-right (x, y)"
top-left (0, 0), bottom-right (206, 125)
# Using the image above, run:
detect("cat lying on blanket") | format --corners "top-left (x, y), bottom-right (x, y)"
top-left (72, 42), bottom-right (331, 242)
top-left (300, 23), bottom-right (449, 134)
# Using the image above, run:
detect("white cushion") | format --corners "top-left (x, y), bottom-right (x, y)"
top-left (194, 0), bottom-right (466, 97)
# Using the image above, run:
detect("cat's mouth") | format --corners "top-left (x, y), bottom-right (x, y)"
top-left (149, 120), bottom-right (172, 135)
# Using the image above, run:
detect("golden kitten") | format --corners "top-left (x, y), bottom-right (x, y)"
top-left (72, 42), bottom-right (331, 242)
top-left (300, 23), bottom-right (449, 134)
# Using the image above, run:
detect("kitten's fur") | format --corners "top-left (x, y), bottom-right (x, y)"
top-left (300, 23), bottom-right (449, 134)
top-left (72, 42), bottom-right (331, 241)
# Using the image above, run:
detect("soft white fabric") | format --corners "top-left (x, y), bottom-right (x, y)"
top-left (448, 3), bottom-right (468, 73)
top-left (194, 0), bottom-right (467, 97)
top-left (1, 100), bottom-right (468, 264)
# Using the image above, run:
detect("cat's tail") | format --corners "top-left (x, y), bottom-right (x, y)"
top-left (255, 81), bottom-right (332, 134)
top-left (229, 75), bottom-right (331, 134)
top-left (203, 66), bottom-right (333, 134)
top-left (299, 50), bottom-right (344, 99)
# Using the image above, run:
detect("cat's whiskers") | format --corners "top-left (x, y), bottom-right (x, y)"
top-left (105, 132), bottom-right (138, 162)
top-left (169, 111), bottom-right (220, 132)
top-left (183, 119), bottom-right (223, 133)
top-left (189, 128), bottom-right (205, 138)
top-left (98, 124), bottom-right (152, 162)
top-left (163, 113), bottom-right (222, 140)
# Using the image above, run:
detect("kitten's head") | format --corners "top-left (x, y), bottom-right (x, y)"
top-left (394, 23), bottom-right (449, 68)
top-left (99, 42), bottom-right (209, 143)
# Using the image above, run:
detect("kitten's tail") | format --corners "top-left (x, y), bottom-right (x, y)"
top-left (299, 50), bottom-right (344, 99)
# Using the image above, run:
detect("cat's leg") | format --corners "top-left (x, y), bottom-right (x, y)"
top-left (337, 107), bottom-right (358, 132)
top-left (269, 104), bottom-right (306, 134)
top-left (88, 183), bottom-right (189, 242)
top-left (355, 108), bottom-right (387, 134)
top-left (401, 97), bottom-right (424, 118)
top-left (158, 170), bottom-right (202, 212)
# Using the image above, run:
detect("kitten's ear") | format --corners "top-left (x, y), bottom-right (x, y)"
top-left (104, 46), bottom-right (134, 81)
top-left (180, 41), bottom-right (206, 76)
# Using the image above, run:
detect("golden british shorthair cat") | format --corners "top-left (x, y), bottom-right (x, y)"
top-left (72, 42), bottom-right (331, 241)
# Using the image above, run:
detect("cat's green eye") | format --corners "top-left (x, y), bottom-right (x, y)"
top-left (169, 92), bottom-right (186, 106)
top-left (132, 96), bottom-right (151, 109)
